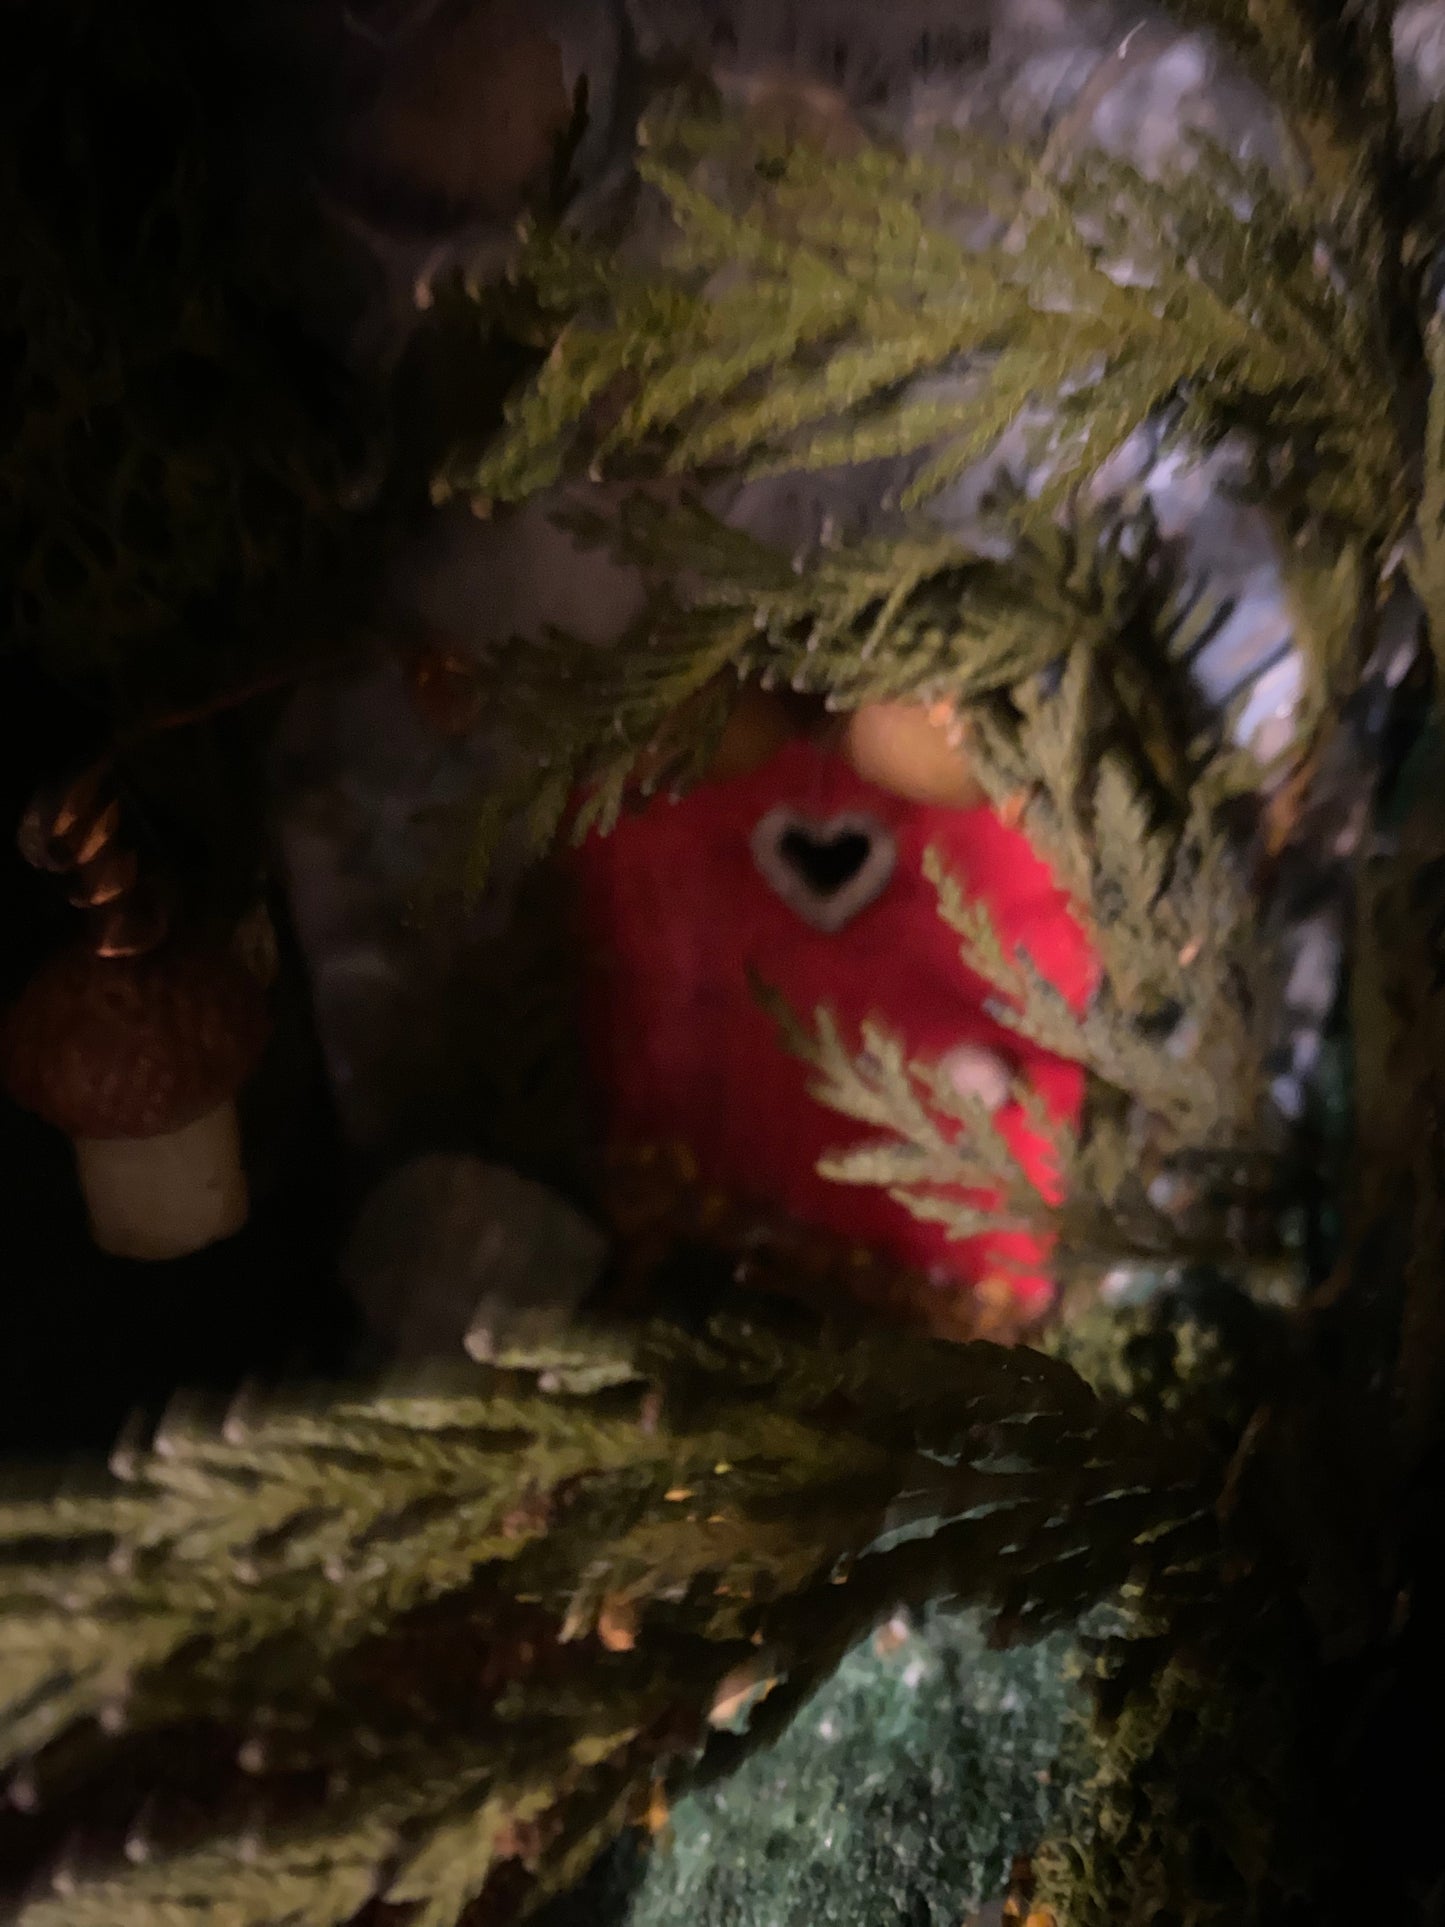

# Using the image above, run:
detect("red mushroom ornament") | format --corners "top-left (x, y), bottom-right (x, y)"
top-left (2, 942), bottom-right (270, 1260)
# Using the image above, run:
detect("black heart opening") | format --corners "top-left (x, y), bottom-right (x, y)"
top-left (779, 826), bottom-right (874, 898)
top-left (750, 807), bottom-right (897, 933)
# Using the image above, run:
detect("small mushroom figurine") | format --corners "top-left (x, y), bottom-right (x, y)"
top-left (2, 941), bottom-right (270, 1261)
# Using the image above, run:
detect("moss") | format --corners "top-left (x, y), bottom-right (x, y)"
top-left (1033, 1604), bottom-right (1323, 1927)
top-left (1034, 1291), bottom-right (1328, 1927)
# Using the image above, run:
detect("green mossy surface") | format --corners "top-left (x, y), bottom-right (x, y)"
top-left (613, 1608), bottom-right (1082, 1927)
top-left (548, 1290), bottom-right (1277, 1927)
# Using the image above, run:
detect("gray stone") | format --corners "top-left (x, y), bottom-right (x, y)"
top-left (342, 1153), bottom-right (607, 1362)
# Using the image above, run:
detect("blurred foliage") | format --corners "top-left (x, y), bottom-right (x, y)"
top-left (4, 0), bottom-right (1445, 1922)
top-left (0, 1305), bottom-right (1220, 1927)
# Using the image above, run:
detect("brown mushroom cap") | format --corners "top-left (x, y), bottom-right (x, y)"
top-left (2, 941), bottom-right (270, 1141)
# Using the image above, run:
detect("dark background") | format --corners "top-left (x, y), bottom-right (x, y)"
top-left (0, 650), bottom-right (359, 1459)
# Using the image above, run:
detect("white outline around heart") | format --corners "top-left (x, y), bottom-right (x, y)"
top-left (749, 807), bottom-right (897, 933)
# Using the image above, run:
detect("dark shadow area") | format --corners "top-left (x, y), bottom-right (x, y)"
top-left (0, 653), bottom-right (361, 1460)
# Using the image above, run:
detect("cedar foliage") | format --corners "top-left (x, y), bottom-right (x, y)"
top-left (423, 43), bottom-right (1417, 863)
top-left (0, 1315), bottom-right (1216, 1927)
top-left (7, 0), bottom-right (1445, 1921)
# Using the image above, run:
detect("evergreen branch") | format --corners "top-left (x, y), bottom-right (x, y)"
top-left (769, 986), bottom-right (1275, 1288)
top-left (0, 1312), bottom-right (1219, 1927)
top-left (440, 109), bottom-right (1405, 547)
top-left (1409, 320), bottom-right (1445, 683)
top-left (560, 491), bottom-right (1100, 710)
top-left (760, 989), bottom-right (1060, 1242)
top-left (753, 540), bottom-right (1302, 1292)
top-left (1163, 0), bottom-right (1408, 308)
top-left (933, 839), bottom-right (1266, 1157)
top-left (1275, 535), bottom-right (1366, 760)
top-left (451, 488), bottom-right (1192, 887)
top-left (950, 630), bottom-right (1278, 1156)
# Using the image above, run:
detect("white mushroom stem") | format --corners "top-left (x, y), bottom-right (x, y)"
top-left (73, 1102), bottom-right (248, 1261)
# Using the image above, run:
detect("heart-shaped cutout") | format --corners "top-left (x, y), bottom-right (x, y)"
top-left (750, 807), bottom-right (896, 932)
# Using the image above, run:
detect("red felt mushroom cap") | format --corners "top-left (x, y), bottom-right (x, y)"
top-left (2, 941), bottom-right (270, 1141)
